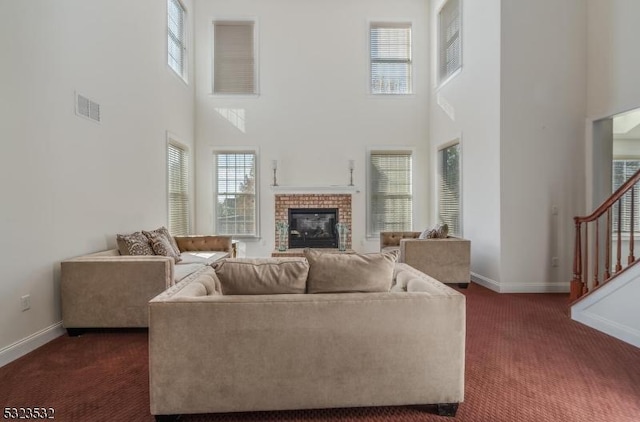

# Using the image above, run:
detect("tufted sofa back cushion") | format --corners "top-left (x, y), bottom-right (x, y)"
top-left (379, 231), bottom-right (420, 248)
top-left (174, 235), bottom-right (232, 254)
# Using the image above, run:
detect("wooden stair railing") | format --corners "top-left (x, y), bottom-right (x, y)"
top-left (570, 168), bottom-right (640, 302)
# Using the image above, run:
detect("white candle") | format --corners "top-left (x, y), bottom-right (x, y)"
top-left (272, 160), bottom-right (278, 170)
top-left (348, 160), bottom-right (354, 170)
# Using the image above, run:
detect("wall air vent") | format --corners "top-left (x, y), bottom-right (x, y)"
top-left (75, 92), bottom-right (101, 123)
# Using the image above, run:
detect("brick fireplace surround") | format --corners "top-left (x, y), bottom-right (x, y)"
top-left (274, 194), bottom-right (352, 250)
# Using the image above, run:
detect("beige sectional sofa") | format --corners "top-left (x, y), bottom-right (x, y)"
top-left (380, 231), bottom-right (471, 287)
top-left (149, 251), bottom-right (466, 420)
top-left (61, 235), bottom-right (232, 335)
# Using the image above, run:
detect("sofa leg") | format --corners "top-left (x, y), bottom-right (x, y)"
top-left (66, 328), bottom-right (83, 337)
top-left (437, 403), bottom-right (459, 417)
top-left (154, 415), bottom-right (181, 422)
top-left (457, 283), bottom-right (469, 289)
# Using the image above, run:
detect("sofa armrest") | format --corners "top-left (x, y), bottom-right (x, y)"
top-left (400, 238), bottom-right (470, 284)
top-left (174, 235), bottom-right (233, 255)
top-left (61, 252), bottom-right (174, 328)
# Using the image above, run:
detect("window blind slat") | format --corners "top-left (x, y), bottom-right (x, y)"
top-left (439, 0), bottom-right (461, 82)
top-left (369, 152), bottom-right (413, 235)
top-left (370, 23), bottom-right (412, 95)
top-left (167, 0), bottom-right (186, 78)
top-left (613, 160), bottom-right (640, 233)
top-left (438, 144), bottom-right (461, 236)
top-left (214, 22), bottom-right (255, 94)
top-left (168, 143), bottom-right (190, 236)
top-left (215, 152), bottom-right (257, 236)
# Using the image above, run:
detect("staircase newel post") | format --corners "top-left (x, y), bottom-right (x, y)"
top-left (569, 219), bottom-right (584, 302)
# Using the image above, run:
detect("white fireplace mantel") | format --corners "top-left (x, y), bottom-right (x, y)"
top-left (270, 185), bottom-right (360, 194)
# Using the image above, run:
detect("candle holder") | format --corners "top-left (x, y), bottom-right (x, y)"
top-left (348, 160), bottom-right (354, 186)
top-left (272, 160), bottom-right (278, 186)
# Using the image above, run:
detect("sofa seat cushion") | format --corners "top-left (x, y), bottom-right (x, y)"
top-left (174, 263), bottom-right (206, 282)
top-left (381, 246), bottom-right (400, 255)
top-left (179, 251), bottom-right (229, 265)
top-left (213, 258), bottom-right (309, 295)
top-left (305, 249), bottom-right (398, 294)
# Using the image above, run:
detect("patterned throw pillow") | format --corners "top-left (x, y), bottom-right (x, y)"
top-left (147, 232), bottom-right (182, 263)
top-left (143, 226), bottom-right (181, 256)
top-left (418, 223), bottom-right (449, 239)
top-left (435, 223), bottom-right (449, 238)
top-left (116, 232), bottom-right (154, 256)
top-left (419, 228), bottom-right (434, 239)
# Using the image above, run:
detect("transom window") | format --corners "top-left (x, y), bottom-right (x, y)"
top-left (438, 0), bottom-right (462, 84)
top-left (213, 21), bottom-right (257, 94)
top-left (167, 0), bottom-right (187, 79)
top-left (370, 22), bottom-right (412, 95)
top-left (215, 151), bottom-right (257, 236)
top-left (368, 150), bottom-right (413, 236)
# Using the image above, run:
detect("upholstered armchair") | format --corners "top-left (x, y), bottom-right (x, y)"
top-left (380, 232), bottom-right (471, 287)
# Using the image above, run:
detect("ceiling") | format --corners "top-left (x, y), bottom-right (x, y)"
top-left (614, 108), bottom-right (640, 139)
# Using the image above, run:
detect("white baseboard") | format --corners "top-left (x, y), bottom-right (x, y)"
top-left (470, 272), bottom-right (500, 292)
top-left (0, 322), bottom-right (65, 368)
top-left (573, 311), bottom-right (640, 348)
top-left (499, 281), bottom-right (570, 293)
top-left (471, 273), bottom-right (570, 293)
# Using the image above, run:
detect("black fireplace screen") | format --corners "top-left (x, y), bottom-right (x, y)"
top-left (288, 208), bottom-right (338, 248)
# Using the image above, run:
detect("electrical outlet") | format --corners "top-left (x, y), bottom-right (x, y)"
top-left (551, 257), bottom-right (559, 267)
top-left (551, 205), bottom-right (559, 216)
top-left (21, 294), bottom-right (31, 311)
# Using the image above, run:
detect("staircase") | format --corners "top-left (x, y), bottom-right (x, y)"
top-left (569, 169), bottom-right (640, 348)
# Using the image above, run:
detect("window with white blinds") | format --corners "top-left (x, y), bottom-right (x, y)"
top-left (167, 0), bottom-right (187, 79)
top-left (612, 160), bottom-right (640, 233)
top-left (370, 22), bottom-right (412, 95)
top-left (438, 0), bottom-right (462, 84)
top-left (368, 151), bottom-right (413, 236)
top-left (215, 152), bottom-right (257, 236)
top-left (213, 21), bottom-right (256, 94)
top-left (167, 143), bottom-right (190, 236)
top-left (438, 143), bottom-right (461, 236)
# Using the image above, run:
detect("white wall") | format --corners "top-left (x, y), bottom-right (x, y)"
top-left (499, 0), bottom-right (587, 291)
top-left (587, 0), bottom-right (640, 119)
top-left (0, 0), bottom-right (195, 359)
top-left (429, 0), bottom-right (503, 285)
top-left (194, 0), bottom-right (430, 257)
top-left (579, 0), bottom-right (640, 341)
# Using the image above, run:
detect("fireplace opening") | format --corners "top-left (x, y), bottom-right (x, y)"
top-left (288, 208), bottom-right (338, 248)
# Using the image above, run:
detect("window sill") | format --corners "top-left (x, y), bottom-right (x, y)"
top-left (228, 235), bottom-right (261, 241)
top-left (368, 93), bottom-right (415, 98)
top-left (209, 93), bottom-right (260, 99)
top-left (168, 66), bottom-right (189, 86)
top-left (435, 67), bottom-right (462, 92)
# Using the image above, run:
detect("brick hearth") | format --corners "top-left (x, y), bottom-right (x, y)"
top-left (274, 194), bottom-right (352, 250)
